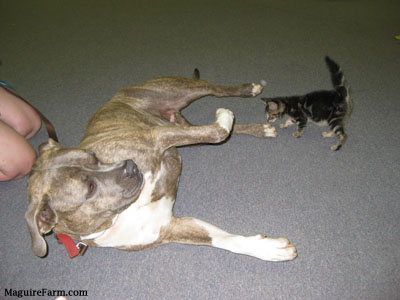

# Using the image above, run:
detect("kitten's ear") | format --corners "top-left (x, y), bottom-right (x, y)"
top-left (260, 98), bottom-right (271, 105)
top-left (260, 98), bottom-right (279, 110)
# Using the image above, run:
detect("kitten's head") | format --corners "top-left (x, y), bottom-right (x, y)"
top-left (261, 98), bottom-right (286, 122)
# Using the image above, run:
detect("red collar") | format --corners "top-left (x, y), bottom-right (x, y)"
top-left (55, 233), bottom-right (88, 258)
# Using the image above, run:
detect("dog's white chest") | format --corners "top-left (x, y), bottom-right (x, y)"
top-left (82, 171), bottom-right (174, 248)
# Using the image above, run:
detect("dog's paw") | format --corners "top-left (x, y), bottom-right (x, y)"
top-left (240, 83), bottom-right (263, 97)
top-left (263, 124), bottom-right (278, 137)
top-left (248, 235), bottom-right (297, 262)
top-left (250, 83), bottom-right (263, 96)
top-left (237, 123), bottom-right (277, 138)
top-left (215, 108), bottom-right (234, 133)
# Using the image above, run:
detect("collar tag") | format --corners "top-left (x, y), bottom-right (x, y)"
top-left (77, 242), bottom-right (89, 256)
top-left (55, 233), bottom-right (88, 258)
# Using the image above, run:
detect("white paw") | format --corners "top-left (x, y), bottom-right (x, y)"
top-left (263, 124), bottom-right (278, 137)
top-left (331, 144), bottom-right (340, 151)
top-left (251, 83), bottom-right (263, 96)
top-left (216, 108), bottom-right (234, 133)
top-left (292, 131), bottom-right (301, 138)
top-left (322, 131), bottom-right (335, 138)
top-left (280, 120), bottom-right (293, 129)
top-left (248, 236), bottom-right (297, 262)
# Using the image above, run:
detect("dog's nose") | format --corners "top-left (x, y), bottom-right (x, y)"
top-left (123, 159), bottom-right (139, 178)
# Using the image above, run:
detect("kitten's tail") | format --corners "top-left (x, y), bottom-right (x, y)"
top-left (325, 56), bottom-right (345, 90)
top-left (325, 56), bottom-right (352, 115)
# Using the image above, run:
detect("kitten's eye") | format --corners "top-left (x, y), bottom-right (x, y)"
top-left (87, 181), bottom-right (96, 198)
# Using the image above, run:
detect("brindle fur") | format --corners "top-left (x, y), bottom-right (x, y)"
top-left (26, 70), bottom-right (295, 261)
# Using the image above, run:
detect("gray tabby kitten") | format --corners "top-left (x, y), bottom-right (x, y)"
top-left (261, 57), bottom-right (351, 151)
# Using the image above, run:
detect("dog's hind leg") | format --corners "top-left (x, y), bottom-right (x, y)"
top-left (140, 69), bottom-right (264, 103)
top-left (116, 71), bottom-right (263, 124)
top-left (162, 217), bottom-right (297, 262)
top-left (159, 77), bottom-right (263, 124)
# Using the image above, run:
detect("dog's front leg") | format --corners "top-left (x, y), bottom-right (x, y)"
top-left (153, 108), bottom-right (234, 151)
top-left (163, 217), bottom-right (297, 262)
top-left (233, 123), bottom-right (278, 138)
top-left (171, 111), bottom-right (278, 138)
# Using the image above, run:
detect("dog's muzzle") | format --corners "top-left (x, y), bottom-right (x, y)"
top-left (123, 159), bottom-right (140, 178)
top-left (122, 159), bottom-right (144, 198)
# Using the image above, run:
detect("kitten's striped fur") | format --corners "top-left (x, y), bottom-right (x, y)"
top-left (261, 56), bottom-right (351, 151)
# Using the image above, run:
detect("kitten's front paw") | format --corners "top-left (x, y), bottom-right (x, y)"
top-left (322, 131), bottom-right (335, 138)
top-left (280, 119), bottom-right (294, 129)
top-left (292, 131), bottom-right (302, 138)
top-left (330, 144), bottom-right (342, 151)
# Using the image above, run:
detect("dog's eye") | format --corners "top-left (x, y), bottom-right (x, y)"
top-left (87, 182), bottom-right (96, 198)
top-left (88, 153), bottom-right (99, 165)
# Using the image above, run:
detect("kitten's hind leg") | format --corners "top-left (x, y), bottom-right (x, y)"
top-left (331, 132), bottom-right (347, 151)
top-left (328, 120), bottom-right (347, 150)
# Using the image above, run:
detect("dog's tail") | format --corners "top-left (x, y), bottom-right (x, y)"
top-left (0, 84), bottom-right (58, 142)
top-left (192, 68), bottom-right (200, 80)
top-left (325, 56), bottom-right (352, 116)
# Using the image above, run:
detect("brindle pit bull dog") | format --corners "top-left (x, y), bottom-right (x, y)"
top-left (26, 70), bottom-right (297, 262)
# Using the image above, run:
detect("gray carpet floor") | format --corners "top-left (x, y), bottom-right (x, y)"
top-left (1, 1), bottom-right (399, 299)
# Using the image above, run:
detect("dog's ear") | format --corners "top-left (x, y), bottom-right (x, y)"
top-left (36, 140), bottom-right (94, 169)
top-left (25, 194), bottom-right (57, 257)
top-left (39, 138), bottom-right (60, 155)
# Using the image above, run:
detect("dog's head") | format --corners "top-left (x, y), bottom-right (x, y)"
top-left (26, 139), bottom-right (144, 257)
